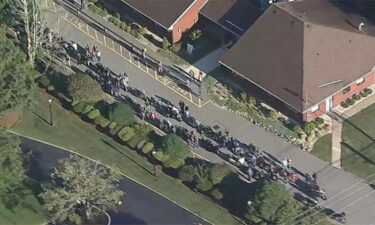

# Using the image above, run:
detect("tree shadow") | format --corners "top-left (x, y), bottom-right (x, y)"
top-left (100, 138), bottom-right (154, 176)
top-left (111, 212), bottom-right (148, 225)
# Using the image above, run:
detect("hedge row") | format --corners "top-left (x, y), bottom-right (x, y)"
top-left (340, 88), bottom-right (373, 108)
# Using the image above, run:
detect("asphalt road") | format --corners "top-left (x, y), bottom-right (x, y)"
top-left (20, 137), bottom-right (208, 225)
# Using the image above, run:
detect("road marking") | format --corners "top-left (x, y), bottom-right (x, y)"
top-left (55, 6), bottom-right (210, 108)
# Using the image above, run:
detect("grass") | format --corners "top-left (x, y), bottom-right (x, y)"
top-left (0, 181), bottom-right (47, 225)
top-left (311, 134), bottom-right (332, 163)
top-left (11, 90), bottom-right (242, 225)
top-left (341, 104), bottom-right (375, 179)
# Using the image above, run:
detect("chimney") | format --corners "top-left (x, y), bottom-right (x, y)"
top-left (359, 22), bottom-right (365, 31)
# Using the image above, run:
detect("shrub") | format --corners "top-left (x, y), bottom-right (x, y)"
top-left (108, 121), bottom-right (117, 130)
top-left (118, 126), bottom-right (132, 137)
top-left (120, 21), bottom-right (128, 30)
top-left (108, 102), bottom-right (135, 126)
top-left (154, 151), bottom-right (169, 162)
top-left (131, 123), bottom-right (152, 140)
top-left (268, 110), bottom-right (278, 120)
top-left (160, 134), bottom-right (190, 163)
top-left (353, 94), bottom-right (361, 101)
top-left (293, 125), bottom-right (303, 134)
top-left (127, 136), bottom-right (141, 149)
top-left (121, 131), bottom-right (135, 142)
top-left (99, 118), bottom-right (110, 128)
top-left (136, 140), bottom-right (146, 150)
top-left (87, 109), bottom-right (100, 120)
top-left (39, 76), bottom-right (50, 87)
top-left (163, 157), bottom-right (185, 169)
top-left (82, 105), bottom-right (94, 114)
top-left (94, 115), bottom-right (106, 125)
top-left (109, 124), bottom-right (122, 136)
top-left (47, 85), bottom-right (55, 92)
top-left (170, 42), bottom-right (181, 53)
top-left (347, 98), bottom-right (355, 105)
top-left (313, 117), bottom-right (324, 126)
top-left (130, 28), bottom-right (141, 39)
top-left (209, 164), bottom-right (232, 185)
top-left (141, 142), bottom-right (154, 154)
top-left (195, 180), bottom-right (213, 192)
top-left (340, 101), bottom-right (349, 108)
top-left (125, 25), bottom-right (131, 33)
top-left (162, 37), bottom-right (170, 50)
top-left (72, 102), bottom-right (87, 114)
top-left (189, 29), bottom-right (202, 42)
top-left (67, 73), bottom-right (103, 103)
top-left (210, 189), bottom-right (223, 201)
top-left (364, 88), bottom-right (373, 95)
top-left (178, 165), bottom-right (196, 182)
top-left (303, 122), bottom-right (316, 135)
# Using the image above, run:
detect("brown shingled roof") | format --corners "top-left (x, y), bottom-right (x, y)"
top-left (121, 0), bottom-right (195, 28)
top-left (220, 0), bottom-right (375, 112)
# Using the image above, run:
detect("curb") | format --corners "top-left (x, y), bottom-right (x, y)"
top-left (11, 131), bottom-right (217, 225)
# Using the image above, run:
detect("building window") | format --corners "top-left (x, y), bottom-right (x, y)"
top-left (310, 104), bottom-right (319, 113)
top-left (343, 86), bottom-right (351, 94)
top-left (178, 28), bottom-right (181, 32)
top-left (356, 77), bottom-right (365, 85)
top-left (194, 18), bottom-right (197, 23)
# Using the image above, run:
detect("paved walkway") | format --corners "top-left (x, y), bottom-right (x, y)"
top-left (331, 119), bottom-right (342, 168)
top-left (46, 3), bottom-right (375, 224)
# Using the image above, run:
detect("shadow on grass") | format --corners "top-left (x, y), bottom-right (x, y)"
top-left (100, 138), bottom-right (154, 176)
top-left (341, 141), bottom-right (375, 166)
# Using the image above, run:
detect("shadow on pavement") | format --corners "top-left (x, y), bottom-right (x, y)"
top-left (111, 212), bottom-right (148, 225)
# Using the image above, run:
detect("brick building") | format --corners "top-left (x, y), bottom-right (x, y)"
top-left (220, 0), bottom-right (375, 122)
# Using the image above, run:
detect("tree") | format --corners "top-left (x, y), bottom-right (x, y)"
top-left (67, 73), bottom-right (104, 103)
top-left (245, 181), bottom-right (300, 224)
top-left (40, 154), bottom-right (124, 224)
top-left (0, 26), bottom-right (36, 115)
top-left (108, 102), bottom-right (135, 126)
top-left (160, 134), bottom-right (191, 168)
top-left (0, 130), bottom-right (27, 195)
top-left (0, 0), bottom-right (7, 10)
top-left (209, 164), bottom-right (232, 185)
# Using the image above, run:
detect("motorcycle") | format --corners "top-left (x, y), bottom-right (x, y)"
top-left (330, 212), bottom-right (346, 224)
top-left (302, 196), bottom-right (319, 208)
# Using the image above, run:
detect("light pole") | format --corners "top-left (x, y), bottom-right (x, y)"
top-left (152, 150), bottom-right (157, 176)
top-left (48, 98), bottom-right (54, 126)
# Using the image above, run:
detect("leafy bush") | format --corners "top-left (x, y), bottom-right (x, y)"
top-left (154, 151), bottom-right (169, 162)
top-left (209, 164), bottom-right (232, 185)
top-left (353, 94), bottom-right (361, 101)
top-left (120, 131), bottom-right (135, 142)
top-left (117, 126), bottom-right (132, 137)
top-left (108, 121), bottom-right (117, 130)
top-left (72, 102), bottom-right (87, 114)
top-left (313, 117), bottom-right (324, 126)
top-left (163, 157), bottom-right (185, 169)
top-left (125, 25), bottom-right (131, 33)
top-left (130, 28), bottom-right (141, 39)
top-left (139, 26), bottom-right (148, 36)
top-left (127, 136), bottom-right (141, 149)
top-left (195, 180), bottom-right (213, 192)
top-left (170, 42), bottom-right (181, 53)
top-left (136, 140), bottom-right (146, 150)
top-left (99, 118), bottom-right (110, 128)
top-left (47, 85), bottom-right (55, 92)
top-left (340, 101), bottom-right (349, 108)
top-left (190, 29), bottom-right (202, 42)
top-left (82, 105), bottom-right (94, 114)
top-left (303, 122), bottom-right (316, 135)
top-left (210, 189), bottom-right (223, 201)
top-left (108, 102), bottom-right (135, 126)
top-left (94, 115), bottom-right (106, 125)
top-left (141, 142), bottom-right (154, 154)
top-left (109, 124), bottom-right (123, 136)
top-left (360, 91), bottom-right (368, 98)
top-left (131, 123), bottom-right (152, 140)
top-left (39, 76), bottom-right (50, 87)
top-left (162, 37), bottom-right (170, 50)
top-left (178, 165), bottom-right (196, 182)
top-left (268, 110), bottom-right (278, 120)
top-left (293, 125), bottom-right (303, 134)
top-left (87, 109), bottom-right (100, 120)
top-left (67, 73), bottom-right (103, 103)
top-left (347, 98), bottom-right (355, 105)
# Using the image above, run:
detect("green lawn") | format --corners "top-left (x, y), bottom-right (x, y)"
top-left (0, 181), bottom-right (47, 225)
top-left (12, 91), bottom-right (242, 225)
top-left (311, 134), bottom-right (332, 163)
top-left (341, 104), bottom-right (375, 179)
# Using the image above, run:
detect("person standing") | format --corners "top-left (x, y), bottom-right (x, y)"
top-left (312, 172), bottom-right (317, 183)
top-left (142, 48), bottom-right (147, 59)
top-left (179, 100), bottom-right (185, 112)
top-left (158, 61), bottom-right (163, 74)
top-left (282, 158), bottom-right (288, 170)
top-left (184, 105), bottom-right (189, 118)
top-left (80, 0), bottom-right (85, 10)
top-left (287, 157), bottom-right (292, 170)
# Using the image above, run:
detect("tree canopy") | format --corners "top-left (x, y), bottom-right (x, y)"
top-left (158, 134), bottom-right (191, 168)
top-left (108, 102), bottom-right (135, 126)
top-left (0, 130), bottom-right (27, 195)
top-left (40, 154), bottom-right (124, 224)
top-left (67, 73), bottom-right (104, 103)
top-left (0, 26), bottom-right (36, 115)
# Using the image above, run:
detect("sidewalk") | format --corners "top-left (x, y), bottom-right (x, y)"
top-left (47, 2), bottom-right (375, 224)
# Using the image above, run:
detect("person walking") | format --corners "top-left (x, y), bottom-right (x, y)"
top-left (184, 105), bottom-right (189, 118)
top-left (287, 157), bottom-right (292, 170)
top-left (142, 48), bottom-right (147, 59)
top-left (282, 158), bottom-right (288, 170)
top-left (66, 55), bottom-right (71, 67)
top-left (179, 100), bottom-right (185, 112)
top-left (312, 172), bottom-right (318, 183)
top-left (158, 61), bottom-right (163, 74)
